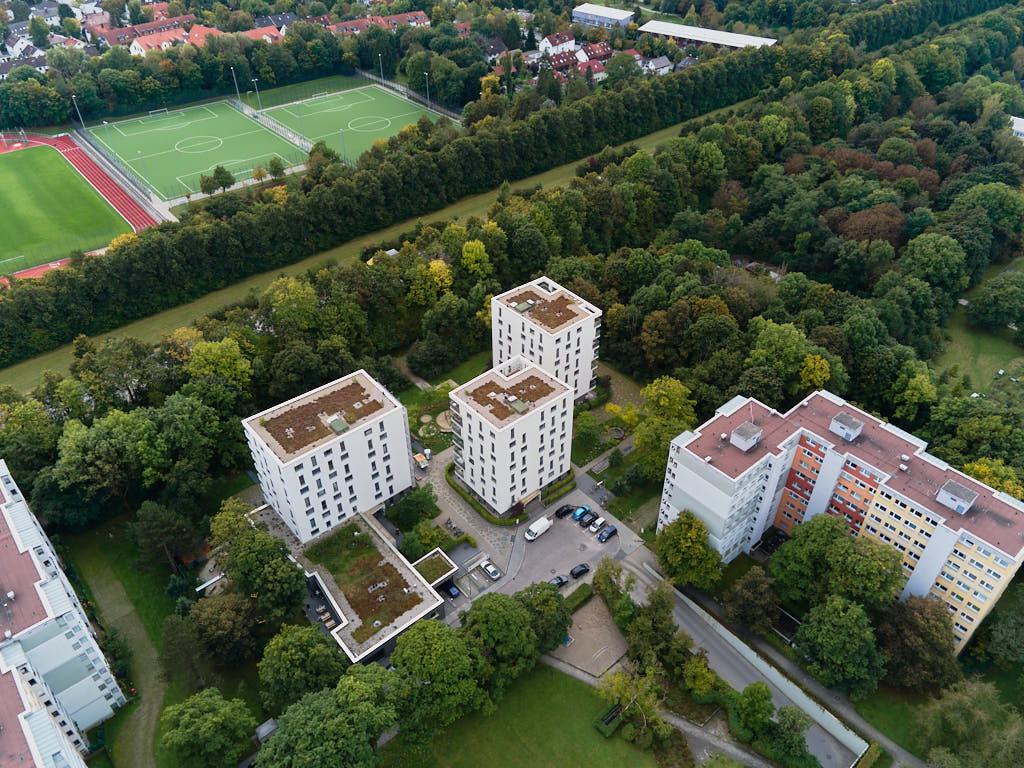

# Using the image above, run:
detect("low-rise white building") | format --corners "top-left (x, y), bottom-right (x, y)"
top-left (450, 356), bottom-right (572, 515)
top-left (1010, 115), bottom-right (1024, 139)
top-left (0, 460), bottom-right (127, 764)
top-left (637, 20), bottom-right (776, 50)
top-left (243, 371), bottom-right (415, 544)
top-left (491, 276), bottom-right (602, 402)
top-left (572, 3), bottom-right (633, 29)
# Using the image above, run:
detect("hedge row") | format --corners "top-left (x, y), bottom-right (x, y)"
top-left (445, 463), bottom-right (528, 526)
top-left (565, 582), bottom-right (594, 613)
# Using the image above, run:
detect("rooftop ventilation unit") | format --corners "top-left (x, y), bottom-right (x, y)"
top-left (704, 456), bottom-right (713, 464)
top-left (899, 464), bottom-right (909, 472)
top-left (900, 454), bottom-right (911, 462)
top-left (730, 421), bottom-right (763, 453)
top-left (829, 412), bottom-right (864, 442)
top-left (720, 433), bottom-right (728, 441)
top-left (936, 479), bottom-right (979, 515)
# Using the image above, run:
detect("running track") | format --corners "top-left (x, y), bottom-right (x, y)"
top-left (0, 134), bottom-right (157, 283)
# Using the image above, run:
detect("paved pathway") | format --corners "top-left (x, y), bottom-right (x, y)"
top-left (541, 655), bottom-right (772, 767)
top-left (73, 548), bottom-right (163, 768)
top-left (394, 355), bottom-right (431, 390)
top-left (687, 591), bottom-right (926, 768)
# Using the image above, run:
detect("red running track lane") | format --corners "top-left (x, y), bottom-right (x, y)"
top-left (26, 134), bottom-right (158, 232)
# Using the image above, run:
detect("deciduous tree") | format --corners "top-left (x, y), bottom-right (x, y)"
top-left (513, 582), bottom-right (572, 654)
top-left (722, 565), bottom-right (779, 635)
top-left (159, 688), bottom-right (255, 768)
top-left (792, 595), bottom-right (885, 697)
top-left (656, 512), bottom-right (721, 591)
top-left (876, 596), bottom-right (961, 692)
top-left (259, 625), bottom-right (348, 713)
top-left (459, 592), bottom-right (538, 703)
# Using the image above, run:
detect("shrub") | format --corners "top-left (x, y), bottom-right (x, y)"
top-left (594, 704), bottom-right (624, 738)
top-left (445, 463), bottom-right (527, 526)
top-left (565, 583), bottom-right (594, 613)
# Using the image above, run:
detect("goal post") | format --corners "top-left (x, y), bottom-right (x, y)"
top-left (148, 108), bottom-right (169, 117)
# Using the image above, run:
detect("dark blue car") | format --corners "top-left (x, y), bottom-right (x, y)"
top-left (598, 525), bottom-right (618, 543)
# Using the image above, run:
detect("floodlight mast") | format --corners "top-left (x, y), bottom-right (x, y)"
top-left (229, 65), bottom-right (242, 102)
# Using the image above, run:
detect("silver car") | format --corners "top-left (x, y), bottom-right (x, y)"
top-left (481, 560), bottom-right (501, 580)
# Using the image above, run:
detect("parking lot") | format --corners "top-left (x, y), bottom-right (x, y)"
top-left (497, 488), bottom-right (645, 596)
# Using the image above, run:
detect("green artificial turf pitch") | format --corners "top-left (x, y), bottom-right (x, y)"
top-left (86, 101), bottom-right (305, 200)
top-left (262, 84), bottom-right (441, 163)
top-left (0, 145), bottom-right (132, 274)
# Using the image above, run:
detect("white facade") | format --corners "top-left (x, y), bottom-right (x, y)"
top-left (0, 460), bottom-right (127, 758)
top-left (0, 663), bottom-right (88, 768)
top-left (450, 356), bottom-right (572, 515)
top-left (538, 31), bottom-right (575, 55)
top-left (1011, 115), bottom-right (1024, 139)
top-left (492, 276), bottom-right (602, 402)
top-left (572, 4), bottom-right (633, 29)
top-left (243, 371), bottom-right (415, 545)
top-left (636, 20), bottom-right (776, 49)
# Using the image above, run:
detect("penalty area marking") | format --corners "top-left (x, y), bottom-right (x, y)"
top-left (175, 136), bottom-right (224, 153)
top-left (347, 115), bottom-right (392, 132)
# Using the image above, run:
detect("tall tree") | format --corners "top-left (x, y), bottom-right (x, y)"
top-left (257, 665), bottom-right (399, 768)
top-left (634, 376), bottom-right (698, 481)
top-left (513, 582), bottom-right (572, 654)
top-left (722, 565), bottom-right (779, 635)
top-left (258, 625), bottom-right (348, 713)
top-left (159, 688), bottom-right (256, 768)
top-left (792, 595), bottom-right (885, 697)
top-left (656, 512), bottom-right (722, 591)
top-left (190, 592), bottom-right (257, 665)
top-left (737, 681), bottom-right (775, 740)
top-left (459, 592), bottom-right (538, 703)
top-left (227, 528), bottom-right (305, 623)
top-left (876, 596), bottom-right (961, 692)
top-left (131, 500), bottom-right (195, 571)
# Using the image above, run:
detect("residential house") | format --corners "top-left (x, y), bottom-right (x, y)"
top-left (538, 30), bottom-right (573, 55)
top-left (0, 53), bottom-right (47, 79)
top-left (253, 12), bottom-right (299, 31)
top-left (641, 54), bottom-right (672, 75)
top-left (577, 58), bottom-right (606, 81)
top-left (547, 50), bottom-right (578, 72)
top-left (578, 40), bottom-right (612, 62)
top-left (482, 37), bottom-right (506, 63)
top-left (239, 25), bottom-right (283, 44)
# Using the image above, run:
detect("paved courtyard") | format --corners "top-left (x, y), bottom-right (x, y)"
top-left (549, 596), bottom-right (627, 677)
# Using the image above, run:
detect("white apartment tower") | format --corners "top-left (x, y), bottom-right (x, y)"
top-left (243, 371), bottom-right (415, 544)
top-left (0, 460), bottom-right (127, 765)
top-left (657, 391), bottom-right (1024, 649)
top-left (492, 277), bottom-right (602, 402)
top-left (450, 356), bottom-right (572, 515)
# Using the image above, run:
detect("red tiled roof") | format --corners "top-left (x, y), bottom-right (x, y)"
top-left (544, 31), bottom-right (573, 46)
top-left (239, 25), bottom-right (282, 43)
top-left (578, 59), bottom-right (605, 74)
top-left (685, 392), bottom-right (1024, 556)
top-left (582, 41), bottom-right (613, 60)
top-left (549, 51), bottom-right (577, 70)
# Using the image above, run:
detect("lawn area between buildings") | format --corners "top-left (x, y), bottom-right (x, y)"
top-left (933, 305), bottom-right (1024, 393)
top-left (377, 665), bottom-right (657, 768)
top-left (3, 103), bottom-right (752, 393)
top-left (852, 685), bottom-right (925, 759)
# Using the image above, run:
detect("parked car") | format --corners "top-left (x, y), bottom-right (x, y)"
top-left (589, 516), bottom-right (606, 533)
top-left (549, 574), bottom-right (569, 588)
top-left (443, 583), bottom-right (460, 598)
top-left (570, 563), bottom-right (590, 579)
top-left (571, 505), bottom-right (591, 520)
top-left (481, 560), bottom-right (501, 580)
top-left (554, 504), bottom-right (575, 519)
top-left (578, 511), bottom-right (597, 527)
top-left (525, 516), bottom-right (553, 540)
top-left (598, 525), bottom-right (618, 543)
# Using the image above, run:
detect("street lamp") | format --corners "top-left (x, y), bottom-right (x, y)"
top-left (251, 78), bottom-right (263, 111)
top-left (423, 70), bottom-right (430, 106)
top-left (70, 93), bottom-right (85, 127)
top-left (338, 128), bottom-right (347, 164)
top-left (229, 65), bottom-right (241, 102)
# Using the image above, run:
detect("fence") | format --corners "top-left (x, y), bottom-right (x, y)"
top-left (227, 97), bottom-right (313, 153)
top-left (73, 127), bottom-right (157, 204)
top-left (238, 73), bottom-right (372, 111)
top-left (356, 69), bottom-right (464, 122)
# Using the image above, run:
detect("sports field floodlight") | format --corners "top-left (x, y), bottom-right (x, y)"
top-left (378, 51), bottom-right (383, 80)
top-left (339, 128), bottom-right (346, 164)
top-left (229, 65), bottom-right (241, 102)
top-left (251, 78), bottom-right (263, 111)
top-left (70, 93), bottom-right (85, 128)
top-left (102, 119), bottom-right (114, 154)
top-left (423, 71), bottom-right (430, 106)
top-left (137, 149), bottom-right (153, 193)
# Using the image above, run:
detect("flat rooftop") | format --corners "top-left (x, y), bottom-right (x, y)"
top-left (244, 370), bottom-right (398, 463)
top-left (574, 3), bottom-right (633, 19)
top-left (451, 360), bottom-right (568, 428)
top-left (683, 391), bottom-right (1024, 558)
top-left (637, 20), bottom-right (776, 48)
top-left (495, 277), bottom-right (600, 333)
top-left (0, 489), bottom-right (48, 640)
top-left (0, 669), bottom-right (31, 768)
top-left (262, 509), bottom-right (442, 664)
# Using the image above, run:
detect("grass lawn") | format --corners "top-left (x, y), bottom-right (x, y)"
top-left (934, 306), bottom-right (1024, 392)
top-left (2, 102), bottom-right (754, 393)
top-left (712, 553), bottom-right (756, 598)
top-left (413, 551), bottom-right (452, 583)
top-left (852, 685), bottom-right (925, 758)
top-left (0, 145), bottom-right (132, 273)
top-left (377, 665), bottom-right (656, 768)
top-left (429, 349), bottom-right (491, 386)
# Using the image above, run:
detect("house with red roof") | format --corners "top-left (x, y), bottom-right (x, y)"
top-left (240, 25), bottom-right (284, 43)
top-left (579, 41), bottom-right (612, 62)
top-left (539, 30), bottom-right (574, 55)
top-left (577, 59), bottom-right (606, 81)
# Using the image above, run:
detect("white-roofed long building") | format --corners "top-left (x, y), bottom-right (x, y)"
top-left (0, 460), bottom-right (126, 767)
top-left (637, 20), bottom-right (776, 50)
top-left (572, 4), bottom-right (634, 29)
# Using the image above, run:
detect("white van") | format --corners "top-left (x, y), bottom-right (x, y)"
top-left (524, 516), bottom-right (553, 541)
top-left (589, 516), bottom-right (606, 534)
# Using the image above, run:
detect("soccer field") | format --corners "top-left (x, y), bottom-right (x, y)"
top-left (87, 101), bottom-right (305, 200)
top-left (0, 145), bottom-right (132, 274)
top-left (263, 85), bottom-right (440, 162)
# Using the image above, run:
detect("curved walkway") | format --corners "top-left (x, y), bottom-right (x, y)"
top-left (73, 553), bottom-right (163, 768)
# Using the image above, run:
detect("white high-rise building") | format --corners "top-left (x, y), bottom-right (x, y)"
top-left (243, 371), bottom-right (415, 544)
top-left (450, 356), bottom-right (572, 515)
top-left (0, 460), bottom-right (127, 765)
top-left (492, 277), bottom-right (602, 402)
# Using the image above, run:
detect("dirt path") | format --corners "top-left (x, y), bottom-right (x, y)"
top-left (75, 554), bottom-right (164, 768)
